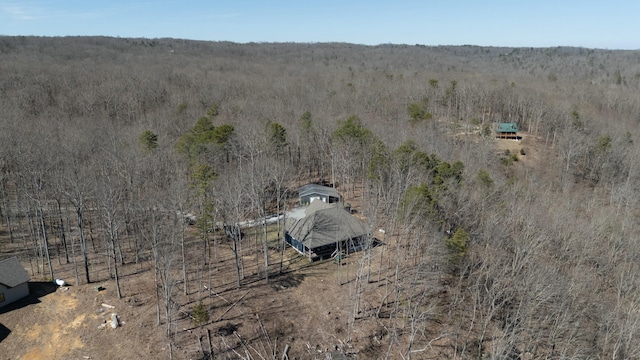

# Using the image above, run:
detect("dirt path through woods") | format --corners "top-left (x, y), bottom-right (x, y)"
top-left (15, 287), bottom-right (87, 360)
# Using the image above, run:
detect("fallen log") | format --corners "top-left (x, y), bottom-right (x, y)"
top-left (214, 290), bottom-right (251, 322)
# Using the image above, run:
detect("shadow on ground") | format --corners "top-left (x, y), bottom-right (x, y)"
top-left (0, 323), bottom-right (10, 343)
top-left (271, 271), bottom-right (306, 290)
top-left (0, 281), bottom-right (58, 315)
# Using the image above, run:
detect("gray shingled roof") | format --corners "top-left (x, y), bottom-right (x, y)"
top-left (304, 198), bottom-right (333, 216)
top-left (0, 257), bottom-right (30, 288)
top-left (286, 201), bottom-right (367, 249)
top-left (298, 184), bottom-right (340, 199)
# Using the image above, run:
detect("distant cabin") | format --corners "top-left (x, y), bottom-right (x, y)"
top-left (298, 184), bottom-right (340, 205)
top-left (0, 257), bottom-right (30, 308)
top-left (496, 122), bottom-right (519, 139)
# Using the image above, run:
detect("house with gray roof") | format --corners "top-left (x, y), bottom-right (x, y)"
top-left (0, 257), bottom-right (30, 308)
top-left (285, 200), bottom-right (368, 261)
top-left (298, 184), bottom-right (340, 205)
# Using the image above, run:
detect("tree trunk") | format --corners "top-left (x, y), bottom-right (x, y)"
top-left (56, 199), bottom-right (69, 263)
top-left (233, 226), bottom-right (242, 288)
top-left (263, 205), bottom-right (269, 283)
top-left (182, 226), bottom-right (187, 296)
top-left (77, 208), bottom-right (91, 284)
top-left (34, 178), bottom-right (54, 280)
top-left (113, 240), bottom-right (122, 299)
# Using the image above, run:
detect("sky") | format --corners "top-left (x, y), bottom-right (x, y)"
top-left (1, 0), bottom-right (639, 50)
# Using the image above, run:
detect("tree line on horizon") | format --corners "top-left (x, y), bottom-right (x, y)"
top-left (1, 36), bottom-right (640, 358)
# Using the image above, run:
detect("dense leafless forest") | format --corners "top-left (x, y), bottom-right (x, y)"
top-left (2, 36), bottom-right (640, 359)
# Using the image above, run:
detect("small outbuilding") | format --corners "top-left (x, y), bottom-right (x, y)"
top-left (285, 200), bottom-right (368, 261)
top-left (298, 184), bottom-right (340, 205)
top-left (0, 257), bottom-right (30, 308)
top-left (496, 122), bottom-right (519, 139)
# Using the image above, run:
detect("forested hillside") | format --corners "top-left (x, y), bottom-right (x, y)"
top-left (2, 36), bottom-right (640, 359)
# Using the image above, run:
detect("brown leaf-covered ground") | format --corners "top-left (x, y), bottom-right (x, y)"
top-left (1, 134), bottom-right (545, 360)
top-left (1, 228), bottom-right (408, 359)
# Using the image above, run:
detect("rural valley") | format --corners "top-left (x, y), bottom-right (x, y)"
top-left (1, 37), bottom-right (640, 359)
